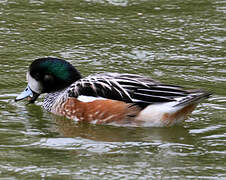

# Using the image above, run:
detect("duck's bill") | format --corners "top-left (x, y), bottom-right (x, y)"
top-left (15, 85), bottom-right (39, 103)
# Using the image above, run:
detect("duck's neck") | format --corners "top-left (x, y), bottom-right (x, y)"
top-left (43, 88), bottom-right (68, 112)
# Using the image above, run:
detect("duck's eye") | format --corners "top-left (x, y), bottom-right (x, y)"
top-left (44, 74), bottom-right (54, 82)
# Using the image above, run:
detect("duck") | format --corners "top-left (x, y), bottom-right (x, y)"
top-left (15, 57), bottom-right (211, 127)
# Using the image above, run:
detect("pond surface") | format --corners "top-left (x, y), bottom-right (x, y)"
top-left (0, 0), bottom-right (226, 179)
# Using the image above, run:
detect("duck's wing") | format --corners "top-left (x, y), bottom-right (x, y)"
top-left (67, 73), bottom-right (208, 108)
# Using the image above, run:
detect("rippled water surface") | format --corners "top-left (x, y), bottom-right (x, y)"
top-left (0, 0), bottom-right (226, 179)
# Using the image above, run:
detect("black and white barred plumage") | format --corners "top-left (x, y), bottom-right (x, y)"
top-left (66, 73), bottom-right (209, 108)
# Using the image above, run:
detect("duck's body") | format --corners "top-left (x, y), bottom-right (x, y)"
top-left (16, 57), bottom-right (211, 127)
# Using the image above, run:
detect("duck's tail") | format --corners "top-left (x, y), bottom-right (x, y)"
top-left (173, 90), bottom-right (211, 107)
top-left (135, 89), bottom-right (211, 127)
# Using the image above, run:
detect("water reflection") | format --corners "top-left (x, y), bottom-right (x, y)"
top-left (49, 114), bottom-right (193, 143)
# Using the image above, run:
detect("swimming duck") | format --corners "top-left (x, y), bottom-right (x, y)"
top-left (16, 57), bottom-right (211, 126)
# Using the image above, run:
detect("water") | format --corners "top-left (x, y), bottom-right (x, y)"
top-left (0, 0), bottom-right (226, 179)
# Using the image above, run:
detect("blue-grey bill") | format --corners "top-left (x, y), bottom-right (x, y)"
top-left (15, 85), bottom-right (34, 101)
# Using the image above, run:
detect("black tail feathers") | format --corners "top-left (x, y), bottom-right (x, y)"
top-left (173, 90), bottom-right (211, 107)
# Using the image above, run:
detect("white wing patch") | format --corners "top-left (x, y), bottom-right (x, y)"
top-left (77, 95), bottom-right (107, 102)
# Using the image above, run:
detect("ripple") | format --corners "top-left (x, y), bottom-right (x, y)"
top-left (189, 125), bottom-right (223, 134)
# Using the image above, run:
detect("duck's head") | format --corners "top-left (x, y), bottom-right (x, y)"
top-left (15, 57), bottom-right (82, 103)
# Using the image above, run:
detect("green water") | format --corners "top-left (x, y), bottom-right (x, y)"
top-left (0, 0), bottom-right (226, 179)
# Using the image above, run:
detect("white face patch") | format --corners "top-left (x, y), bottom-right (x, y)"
top-left (26, 72), bottom-right (43, 94)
